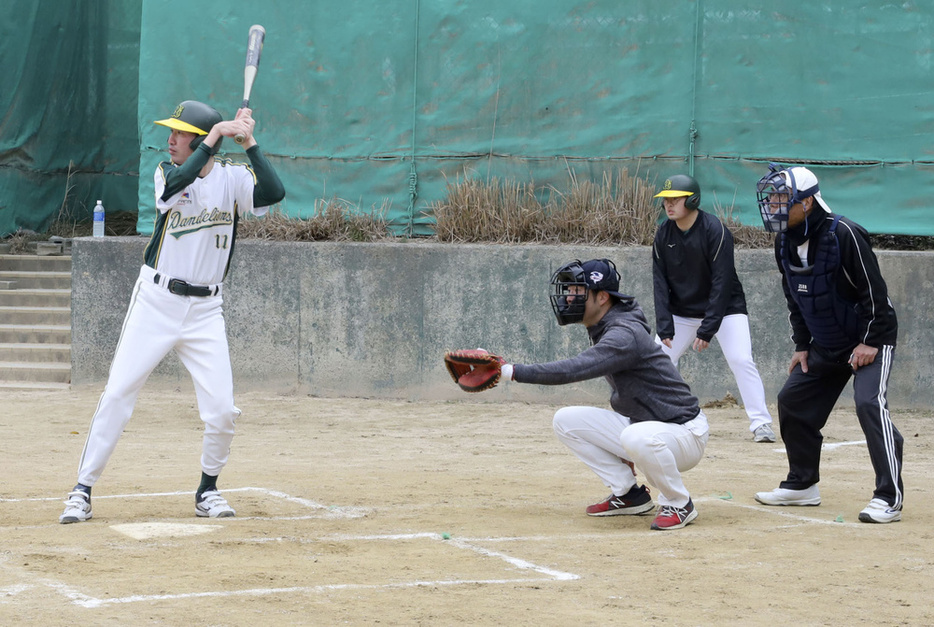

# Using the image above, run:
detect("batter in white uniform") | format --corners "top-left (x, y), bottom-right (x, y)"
top-left (60, 100), bottom-right (285, 523)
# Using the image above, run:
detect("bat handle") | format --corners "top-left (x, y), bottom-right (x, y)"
top-left (234, 99), bottom-right (250, 144)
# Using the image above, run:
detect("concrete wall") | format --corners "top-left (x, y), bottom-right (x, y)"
top-left (72, 238), bottom-right (934, 409)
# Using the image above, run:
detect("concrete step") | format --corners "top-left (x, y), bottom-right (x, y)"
top-left (0, 361), bottom-right (71, 384)
top-left (0, 343), bottom-right (71, 363)
top-left (0, 271), bottom-right (72, 290)
top-left (0, 306), bottom-right (70, 326)
top-left (0, 254), bottom-right (73, 390)
top-left (0, 254), bottom-right (72, 272)
top-left (0, 324), bottom-right (71, 344)
top-left (0, 380), bottom-right (70, 391)
top-left (0, 289), bottom-right (71, 308)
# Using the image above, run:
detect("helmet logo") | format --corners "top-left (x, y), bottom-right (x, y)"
top-left (663, 179), bottom-right (673, 190)
top-left (589, 271), bottom-right (603, 283)
top-left (172, 104), bottom-right (184, 119)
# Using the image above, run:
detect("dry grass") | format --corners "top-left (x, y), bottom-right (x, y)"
top-left (4, 165), bottom-right (857, 252)
top-left (236, 198), bottom-right (393, 242)
top-left (709, 191), bottom-right (775, 249)
top-left (426, 174), bottom-right (548, 244)
top-left (3, 231), bottom-right (40, 254)
top-left (722, 212), bottom-right (775, 249)
top-left (428, 167), bottom-right (662, 246)
top-left (551, 168), bottom-right (661, 245)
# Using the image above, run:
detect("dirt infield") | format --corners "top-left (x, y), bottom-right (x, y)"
top-left (1, 386), bottom-right (932, 626)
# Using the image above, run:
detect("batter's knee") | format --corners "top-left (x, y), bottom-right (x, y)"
top-left (202, 406), bottom-right (240, 437)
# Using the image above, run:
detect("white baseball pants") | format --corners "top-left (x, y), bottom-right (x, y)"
top-left (76, 267), bottom-right (240, 487)
top-left (658, 313), bottom-right (773, 431)
top-left (553, 406), bottom-right (709, 508)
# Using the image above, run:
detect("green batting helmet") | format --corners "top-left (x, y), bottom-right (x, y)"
top-left (154, 100), bottom-right (223, 151)
top-left (654, 174), bottom-right (701, 210)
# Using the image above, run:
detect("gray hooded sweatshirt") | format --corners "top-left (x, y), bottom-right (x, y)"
top-left (513, 300), bottom-right (700, 424)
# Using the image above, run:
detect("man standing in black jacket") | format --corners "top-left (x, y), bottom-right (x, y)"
top-left (653, 175), bottom-right (775, 443)
top-left (753, 164), bottom-right (903, 524)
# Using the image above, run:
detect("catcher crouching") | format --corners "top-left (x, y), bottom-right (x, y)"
top-left (444, 258), bottom-right (708, 531)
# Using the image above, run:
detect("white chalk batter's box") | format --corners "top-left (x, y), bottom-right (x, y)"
top-left (0, 487), bottom-right (579, 608)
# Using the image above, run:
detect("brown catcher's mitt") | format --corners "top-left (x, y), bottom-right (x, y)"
top-left (444, 349), bottom-right (505, 393)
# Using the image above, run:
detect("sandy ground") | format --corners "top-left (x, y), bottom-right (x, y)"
top-left (1, 385), bottom-right (932, 626)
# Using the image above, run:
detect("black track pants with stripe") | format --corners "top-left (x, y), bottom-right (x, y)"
top-left (776, 345), bottom-right (903, 509)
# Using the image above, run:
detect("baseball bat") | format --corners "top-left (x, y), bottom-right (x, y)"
top-left (234, 24), bottom-right (266, 144)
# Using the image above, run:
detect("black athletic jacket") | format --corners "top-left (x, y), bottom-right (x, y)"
top-left (653, 210), bottom-right (748, 342)
top-left (776, 211), bottom-right (898, 354)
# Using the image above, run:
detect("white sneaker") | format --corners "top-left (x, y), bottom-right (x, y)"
top-left (196, 490), bottom-right (236, 518)
top-left (858, 498), bottom-right (901, 524)
top-left (754, 485), bottom-right (821, 506)
top-left (753, 424), bottom-right (776, 443)
top-left (59, 490), bottom-right (92, 524)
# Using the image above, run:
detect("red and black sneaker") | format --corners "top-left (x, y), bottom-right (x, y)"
top-left (586, 484), bottom-right (654, 516)
top-left (650, 498), bottom-right (698, 530)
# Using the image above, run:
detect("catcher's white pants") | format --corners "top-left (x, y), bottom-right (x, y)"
top-left (76, 267), bottom-right (240, 487)
top-left (658, 313), bottom-right (773, 432)
top-left (553, 406), bottom-right (708, 508)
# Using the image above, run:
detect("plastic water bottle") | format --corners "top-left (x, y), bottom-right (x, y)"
top-left (93, 200), bottom-right (105, 237)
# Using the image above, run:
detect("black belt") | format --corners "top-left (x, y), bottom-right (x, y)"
top-left (153, 273), bottom-right (216, 297)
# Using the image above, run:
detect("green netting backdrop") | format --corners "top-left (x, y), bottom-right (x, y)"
top-left (0, 0), bottom-right (140, 237)
top-left (3, 1), bottom-right (934, 237)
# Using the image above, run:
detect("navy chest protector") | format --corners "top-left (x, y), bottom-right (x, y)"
top-left (780, 216), bottom-right (860, 352)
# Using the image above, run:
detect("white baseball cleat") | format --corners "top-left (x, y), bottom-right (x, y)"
top-left (754, 485), bottom-right (821, 506)
top-left (858, 498), bottom-right (901, 524)
top-left (753, 424), bottom-right (776, 443)
top-left (196, 490), bottom-right (236, 518)
top-left (60, 490), bottom-right (92, 524)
